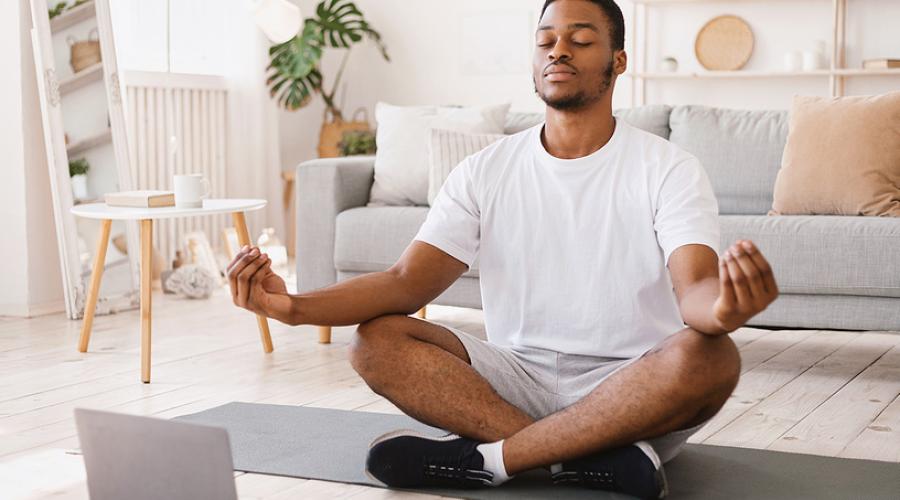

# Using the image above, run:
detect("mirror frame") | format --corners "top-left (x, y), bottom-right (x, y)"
top-left (29, 0), bottom-right (140, 319)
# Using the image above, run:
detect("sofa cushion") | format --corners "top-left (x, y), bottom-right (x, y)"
top-left (720, 215), bottom-right (900, 298)
top-left (335, 206), bottom-right (480, 277)
top-left (670, 106), bottom-right (789, 215)
top-left (504, 105), bottom-right (672, 139)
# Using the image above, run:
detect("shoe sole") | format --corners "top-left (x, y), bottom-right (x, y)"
top-left (364, 429), bottom-right (463, 487)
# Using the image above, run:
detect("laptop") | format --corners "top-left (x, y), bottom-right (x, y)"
top-left (74, 408), bottom-right (238, 500)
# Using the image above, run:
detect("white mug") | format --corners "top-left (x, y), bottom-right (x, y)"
top-left (174, 174), bottom-right (211, 208)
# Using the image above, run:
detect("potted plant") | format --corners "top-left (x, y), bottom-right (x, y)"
top-left (69, 158), bottom-right (90, 201)
top-left (266, 0), bottom-right (389, 158)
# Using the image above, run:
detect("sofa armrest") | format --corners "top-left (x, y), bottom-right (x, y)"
top-left (295, 156), bottom-right (375, 293)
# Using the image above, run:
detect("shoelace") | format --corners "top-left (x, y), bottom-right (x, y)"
top-left (553, 466), bottom-right (616, 486)
top-left (422, 453), bottom-right (493, 484)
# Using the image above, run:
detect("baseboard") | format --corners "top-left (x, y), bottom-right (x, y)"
top-left (0, 299), bottom-right (66, 318)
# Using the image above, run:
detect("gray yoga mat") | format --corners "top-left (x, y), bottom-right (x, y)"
top-left (176, 402), bottom-right (900, 500)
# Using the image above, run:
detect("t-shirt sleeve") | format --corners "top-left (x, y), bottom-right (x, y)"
top-left (413, 158), bottom-right (480, 268)
top-left (653, 156), bottom-right (721, 266)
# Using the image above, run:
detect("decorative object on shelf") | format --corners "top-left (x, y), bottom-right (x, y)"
top-left (694, 15), bottom-right (754, 71)
top-left (659, 56), bottom-right (678, 73)
top-left (68, 28), bottom-right (101, 73)
top-left (338, 128), bottom-right (376, 156)
top-left (800, 40), bottom-right (827, 71)
top-left (164, 265), bottom-right (217, 300)
top-left (863, 58), bottom-right (900, 70)
top-left (783, 50), bottom-right (803, 72)
top-left (264, 0), bottom-right (389, 157)
top-left (69, 157), bottom-right (90, 200)
top-left (48, 1), bottom-right (68, 20)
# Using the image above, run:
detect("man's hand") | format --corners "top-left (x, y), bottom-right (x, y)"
top-left (713, 239), bottom-right (779, 332)
top-left (226, 245), bottom-right (287, 316)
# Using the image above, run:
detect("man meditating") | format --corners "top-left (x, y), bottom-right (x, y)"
top-left (227, 0), bottom-right (779, 497)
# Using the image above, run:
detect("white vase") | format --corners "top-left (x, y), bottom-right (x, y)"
top-left (71, 174), bottom-right (88, 201)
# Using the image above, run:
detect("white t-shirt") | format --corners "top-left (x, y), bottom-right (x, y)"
top-left (414, 119), bottom-right (720, 358)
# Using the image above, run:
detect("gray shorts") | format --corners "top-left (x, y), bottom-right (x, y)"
top-left (439, 323), bottom-right (707, 464)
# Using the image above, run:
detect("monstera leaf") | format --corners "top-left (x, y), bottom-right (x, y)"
top-left (267, 20), bottom-right (324, 110)
top-left (265, 0), bottom-right (389, 112)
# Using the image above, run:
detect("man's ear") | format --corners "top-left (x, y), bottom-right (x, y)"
top-left (614, 49), bottom-right (627, 75)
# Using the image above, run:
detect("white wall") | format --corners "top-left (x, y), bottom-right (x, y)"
top-left (0, 0), bottom-right (65, 317)
top-left (278, 0), bottom-right (900, 170)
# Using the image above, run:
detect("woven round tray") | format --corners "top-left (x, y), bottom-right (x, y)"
top-left (694, 15), bottom-right (754, 71)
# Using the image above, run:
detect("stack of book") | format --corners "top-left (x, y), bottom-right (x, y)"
top-left (104, 190), bottom-right (175, 208)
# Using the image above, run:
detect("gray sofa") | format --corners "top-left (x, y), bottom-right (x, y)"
top-left (296, 105), bottom-right (900, 332)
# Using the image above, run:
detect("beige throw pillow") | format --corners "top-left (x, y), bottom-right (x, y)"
top-left (427, 129), bottom-right (506, 205)
top-left (770, 92), bottom-right (900, 216)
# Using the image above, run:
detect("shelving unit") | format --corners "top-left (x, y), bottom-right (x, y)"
top-left (49, 0), bottom-right (96, 32)
top-left (625, 0), bottom-right (898, 106)
top-left (59, 61), bottom-right (104, 94)
top-left (67, 128), bottom-right (112, 156)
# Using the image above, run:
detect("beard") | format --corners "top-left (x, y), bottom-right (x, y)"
top-left (535, 59), bottom-right (614, 111)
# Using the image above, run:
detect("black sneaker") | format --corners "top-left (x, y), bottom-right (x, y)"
top-left (365, 429), bottom-right (493, 488)
top-left (551, 441), bottom-right (667, 499)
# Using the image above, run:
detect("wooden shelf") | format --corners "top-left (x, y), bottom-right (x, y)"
top-left (49, 1), bottom-right (96, 33)
top-left (67, 129), bottom-right (111, 156)
top-left (626, 68), bottom-right (900, 79)
top-left (632, 0), bottom-right (829, 4)
top-left (59, 62), bottom-right (103, 95)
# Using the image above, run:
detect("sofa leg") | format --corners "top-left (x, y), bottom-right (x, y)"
top-left (318, 326), bottom-right (332, 344)
top-left (415, 306), bottom-right (427, 319)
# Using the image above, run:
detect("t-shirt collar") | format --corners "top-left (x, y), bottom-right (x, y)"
top-left (533, 116), bottom-right (624, 169)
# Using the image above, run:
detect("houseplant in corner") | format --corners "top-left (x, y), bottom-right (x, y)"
top-left (265, 0), bottom-right (389, 157)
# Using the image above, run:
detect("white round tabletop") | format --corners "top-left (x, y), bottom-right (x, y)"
top-left (70, 199), bottom-right (267, 221)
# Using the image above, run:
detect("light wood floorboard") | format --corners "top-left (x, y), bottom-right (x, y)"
top-left (1, 289), bottom-right (897, 499)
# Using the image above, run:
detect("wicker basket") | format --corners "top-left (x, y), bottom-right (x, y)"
top-left (317, 107), bottom-right (371, 158)
top-left (68, 29), bottom-right (101, 73)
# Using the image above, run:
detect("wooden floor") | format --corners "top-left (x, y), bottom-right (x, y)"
top-left (1, 288), bottom-right (899, 499)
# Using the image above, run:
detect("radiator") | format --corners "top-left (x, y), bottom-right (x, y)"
top-left (124, 71), bottom-right (229, 267)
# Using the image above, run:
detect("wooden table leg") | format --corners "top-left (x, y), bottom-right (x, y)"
top-left (78, 219), bottom-right (112, 353)
top-left (140, 219), bottom-right (153, 383)
top-left (416, 306), bottom-right (427, 319)
top-left (232, 211), bottom-right (275, 353)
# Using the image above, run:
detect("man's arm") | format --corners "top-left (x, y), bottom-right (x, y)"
top-left (669, 240), bottom-right (779, 336)
top-left (226, 241), bottom-right (468, 327)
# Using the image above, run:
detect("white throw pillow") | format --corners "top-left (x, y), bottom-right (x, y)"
top-left (428, 129), bottom-right (506, 205)
top-left (369, 102), bottom-right (510, 206)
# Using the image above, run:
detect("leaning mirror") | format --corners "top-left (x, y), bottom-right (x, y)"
top-left (29, 0), bottom-right (139, 319)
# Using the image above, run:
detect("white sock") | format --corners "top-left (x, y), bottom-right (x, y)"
top-left (476, 440), bottom-right (512, 486)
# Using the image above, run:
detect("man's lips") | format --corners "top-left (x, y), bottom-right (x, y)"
top-left (544, 69), bottom-right (576, 82)
top-left (544, 64), bottom-right (577, 82)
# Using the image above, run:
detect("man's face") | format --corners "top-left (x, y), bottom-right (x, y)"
top-left (533, 0), bottom-right (622, 111)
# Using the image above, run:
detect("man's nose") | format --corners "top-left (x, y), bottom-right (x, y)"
top-left (548, 41), bottom-right (573, 62)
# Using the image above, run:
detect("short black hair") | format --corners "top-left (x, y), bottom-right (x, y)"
top-left (540, 0), bottom-right (625, 51)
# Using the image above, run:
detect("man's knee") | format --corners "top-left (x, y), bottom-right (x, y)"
top-left (664, 328), bottom-right (741, 397)
top-left (349, 314), bottom-right (412, 380)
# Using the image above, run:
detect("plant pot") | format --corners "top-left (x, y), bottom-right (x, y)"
top-left (318, 107), bottom-right (371, 158)
top-left (71, 174), bottom-right (89, 200)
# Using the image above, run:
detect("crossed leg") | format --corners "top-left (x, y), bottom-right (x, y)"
top-left (348, 314), bottom-right (740, 476)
